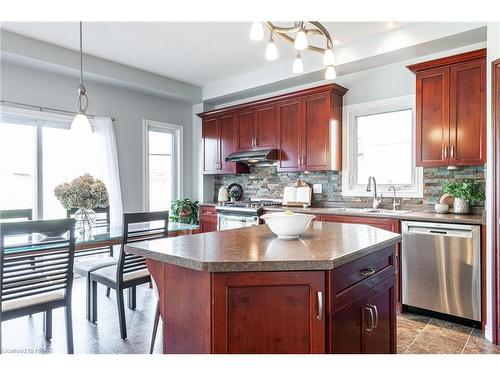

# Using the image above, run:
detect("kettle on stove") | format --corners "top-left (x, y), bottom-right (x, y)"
top-left (218, 186), bottom-right (229, 202)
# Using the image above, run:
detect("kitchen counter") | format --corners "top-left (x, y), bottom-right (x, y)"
top-left (125, 222), bottom-right (400, 354)
top-left (125, 221), bottom-right (400, 272)
top-left (263, 205), bottom-right (485, 225)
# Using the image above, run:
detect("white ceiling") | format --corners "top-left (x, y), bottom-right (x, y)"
top-left (1, 21), bottom-right (402, 86)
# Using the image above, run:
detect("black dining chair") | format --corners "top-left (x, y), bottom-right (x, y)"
top-left (69, 206), bottom-right (116, 320)
top-left (0, 209), bottom-right (33, 222)
top-left (88, 211), bottom-right (169, 339)
top-left (0, 219), bottom-right (76, 354)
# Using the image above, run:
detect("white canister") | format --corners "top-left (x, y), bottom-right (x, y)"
top-left (218, 186), bottom-right (229, 202)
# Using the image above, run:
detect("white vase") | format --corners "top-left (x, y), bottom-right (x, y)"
top-left (453, 198), bottom-right (470, 214)
top-left (75, 208), bottom-right (96, 240)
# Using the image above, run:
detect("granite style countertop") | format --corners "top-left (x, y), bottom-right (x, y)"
top-left (263, 206), bottom-right (484, 225)
top-left (125, 221), bottom-right (401, 272)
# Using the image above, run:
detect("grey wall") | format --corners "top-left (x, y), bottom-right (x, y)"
top-left (1, 61), bottom-right (195, 211)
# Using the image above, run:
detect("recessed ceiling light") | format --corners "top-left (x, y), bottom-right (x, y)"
top-left (386, 21), bottom-right (399, 29)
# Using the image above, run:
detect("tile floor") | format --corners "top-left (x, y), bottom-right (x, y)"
top-left (1, 277), bottom-right (499, 354)
top-left (398, 313), bottom-right (500, 354)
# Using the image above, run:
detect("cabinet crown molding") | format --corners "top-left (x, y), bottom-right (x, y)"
top-left (197, 83), bottom-right (348, 118)
top-left (407, 48), bottom-right (486, 74)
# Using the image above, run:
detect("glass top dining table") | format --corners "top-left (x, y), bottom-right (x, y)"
top-left (3, 221), bottom-right (199, 256)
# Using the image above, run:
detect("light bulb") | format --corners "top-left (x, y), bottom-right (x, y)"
top-left (71, 112), bottom-right (92, 134)
top-left (325, 66), bottom-right (336, 80)
top-left (292, 54), bottom-right (304, 74)
top-left (294, 29), bottom-right (308, 50)
top-left (265, 36), bottom-right (278, 60)
top-left (250, 22), bottom-right (264, 41)
top-left (323, 49), bottom-right (335, 66)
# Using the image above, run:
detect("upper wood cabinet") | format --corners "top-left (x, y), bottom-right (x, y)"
top-left (201, 113), bottom-right (249, 175)
top-left (408, 49), bottom-right (486, 167)
top-left (199, 84), bottom-right (347, 174)
top-left (237, 105), bottom-right (277, 151)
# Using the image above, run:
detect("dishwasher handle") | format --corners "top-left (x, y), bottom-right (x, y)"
top-left (406, 226), bottom-right (473, 238)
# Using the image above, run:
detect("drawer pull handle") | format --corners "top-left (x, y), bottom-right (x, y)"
top-left (316, 291), bottom-right (323, 321)
top-left (360, 268), bottom-right (376, 277)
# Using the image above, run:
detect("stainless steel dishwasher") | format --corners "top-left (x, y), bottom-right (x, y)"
top-left (402, 221), bottom-right (481, 322)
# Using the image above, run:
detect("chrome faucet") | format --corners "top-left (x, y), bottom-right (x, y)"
top-left (366, 176), bottom-right (383, 209)
top-left (388, 185), bottom-right (400, 211)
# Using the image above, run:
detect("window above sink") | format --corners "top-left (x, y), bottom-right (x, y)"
top-left (342, 95), bottom-right (423, 198)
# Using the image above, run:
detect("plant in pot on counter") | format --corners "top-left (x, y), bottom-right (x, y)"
top-left (442, 180), bottom-right (485, 214)
top-left (170, 198), bottom-right (199, 225)
top-left (228, 190), bottom-right (239, 203)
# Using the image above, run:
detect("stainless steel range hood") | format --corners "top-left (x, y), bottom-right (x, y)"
top-left (225, 149), bottom-right (278, 164)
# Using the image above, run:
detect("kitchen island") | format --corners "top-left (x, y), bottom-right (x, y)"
top-left (125, 221), bottom-right (401, 354)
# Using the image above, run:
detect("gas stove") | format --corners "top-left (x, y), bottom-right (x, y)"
top-left (216, 199), bottom-right (282, 214)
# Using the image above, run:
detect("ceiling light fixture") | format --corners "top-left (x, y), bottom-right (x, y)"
top-left (292, 53), bottom-right (304, 74)
top-left (265, 32), bottom-right (278, 61)
top-left (250, 21), bottom-right (264, 41)
top-left (325, 65), bottom-right (336, 80)
top-left (71, 21), bottom-right (92, 134)
top-left (294, 25), bottom-right (308, 50)
top-left (386, 21), bottom-right (399, 29)
top-left (250, 21), bottom-right (337, 80)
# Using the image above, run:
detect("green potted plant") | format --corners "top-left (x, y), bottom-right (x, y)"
top-left (170, 198), bottom-right (199, 225)
top-left (442, 180), bottom-right (485, 214)
top-left (228, 190), bottom-right (239, 203)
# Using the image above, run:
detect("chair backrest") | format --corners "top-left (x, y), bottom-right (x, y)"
top-left (0, 219), bottom-right (75, 312)
top-left (116, 211), bottom-right (169, 285)
top-left (67, 206), bottom-right (110, 228)
top-left (0, 209), bottom-right (33, 222)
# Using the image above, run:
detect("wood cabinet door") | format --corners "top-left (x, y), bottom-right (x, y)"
top-left (218, 113), bottom-right (238, 173)
top-left (277, 99), bottom-right (302, 172)
top-left (237, 109), bottom-right (255, 151)
top-left (415, 66), bottom-right (450, 167)
top-left (331, 287), bottom-right (370, 353)
top-left (449, 58), bottom-right (486, 166)
top-left (255, 104), bottom-right (277, 149)
top-left (303, 92), bottom-right (331, 170)
top-left (363, 276), bottom-right (396, 354)
top-left (213, 271), bottom-right (325, 354)
top-left (202, 116), bottom-right (219, 174)
top-left (200, 218), bottom-right (218, 233)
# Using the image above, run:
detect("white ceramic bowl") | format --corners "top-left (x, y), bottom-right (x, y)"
top-left (261, 212), bottom-right (315, 239)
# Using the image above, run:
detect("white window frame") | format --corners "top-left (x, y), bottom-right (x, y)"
top-left (142, 119), bottom-right (183, 211)
top-left (342, 95), bottom-right (423, 198)
top-left (1, 105), bottom-right (75, 219)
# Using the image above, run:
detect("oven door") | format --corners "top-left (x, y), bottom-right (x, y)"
top-left (217, 213), bottom-right (259, 231)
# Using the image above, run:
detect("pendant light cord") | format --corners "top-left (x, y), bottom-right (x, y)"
top-left (79, 21), bottom-right (83, 85)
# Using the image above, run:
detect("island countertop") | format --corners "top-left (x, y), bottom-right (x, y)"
top-left (125, 221), bottom-right (401, 272)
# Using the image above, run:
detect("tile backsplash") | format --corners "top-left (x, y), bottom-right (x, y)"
top-left (213, 165), bottom-right (485, 206)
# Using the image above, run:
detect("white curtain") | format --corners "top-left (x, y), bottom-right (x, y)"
top-left (92, 117), bottom-right (123, 226)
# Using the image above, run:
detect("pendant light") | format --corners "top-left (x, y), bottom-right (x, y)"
top-left (294, 27), bottom-right (308, 50)
top-left (71, 21), bottom-right (92, 134)
top-left (324, 65), bottom-right (337, 80)
top-left (292, 53), bottom-right (304, 74)
top-left (250, 21), bottom-right (264, 41)
top-left (265, 32), bottom-right (278, 60)
top-left (323, 48), bottom-right (335, 66)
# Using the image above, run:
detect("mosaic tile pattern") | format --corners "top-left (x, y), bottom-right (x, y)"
top-left (213, 165), bottom-right (485, 206)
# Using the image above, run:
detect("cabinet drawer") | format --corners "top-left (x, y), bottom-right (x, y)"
top-left (200, 206), bottom-right (217, 220)
top-left (330, 246), bottom-right (395, 311)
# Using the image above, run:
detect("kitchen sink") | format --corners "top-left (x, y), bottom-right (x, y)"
top-left (327, 207), bottom-right (413, 215)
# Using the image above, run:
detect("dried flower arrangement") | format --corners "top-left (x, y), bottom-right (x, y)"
top-left (54, 173), bottom-right (109, 210)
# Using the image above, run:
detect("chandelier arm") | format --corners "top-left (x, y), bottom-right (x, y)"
top-left (264, 21), bottom-right (332, 54)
